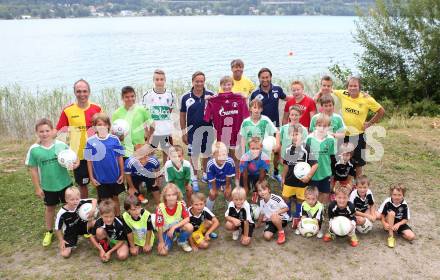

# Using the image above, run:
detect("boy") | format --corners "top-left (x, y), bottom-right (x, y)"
top-left (188, 193), bottom-right (220, 251)
top-left (324, 186), bottom-right (358, 247)
top-left (26, 118), bottom-right (77, 247)
top-left (378, 184), bottom-right (415, 248)
top-left (281, 124), bottom-right (318, 229)
top-left (55, 187), bottom-right (97, 257)
top-left (225, 187), bottom-right (254, 246)
top-left (310, 94), bottom-right (346, 139)
top-left (206, 141), bottom-right (236, 211)
top-left (313, 75), bottom-right (341, 114)
top-left (298, 186), bottom-right (324, 238)
top-left (256, 180), bottom-right (289, 244)
top-left (90, 199), bottom-right (132, 262)
top-left (332, 142), bottom-right (356, 190)
top-left (279, 105), bottom-right (308, 161)
top-left (282, 80), bottom-right (316, 129)
top-left (349, 175), bottom-right (376, 233)
top-left (219, 59), bottom-right (256, 97)
top-left (164, 145), bottom-right (195, 205)
top-left (239, 137), bottom-right (270, 203)
top-left (142, 69), bottom-right (176, 164)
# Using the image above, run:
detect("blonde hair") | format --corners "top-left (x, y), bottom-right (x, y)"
top-left (304, 186), bottom-right (319, 198)
top-left (334, 184), bottom-right (350, 197)
top-left (161, 183), bottom-right (183, 203)
top-left (231, 187), bottom-right (246, 200)
top-left (356, 175), bottom-right (369, 186)
top-left (65, 186), bottom-right (80, 200)
top-left (99, 199), bottom-right (115, 215)
top-left (291, 80), bottom-right (304, 89)
top-left (191, 192), bottom-right (206, 203)
top-left (339, 142), bottom-right (355, 154)
top-left (169, 145), bottom-right (184, 155)
top-left (248, 136), bottom-right (262, 147)
top-left (212, 141), bottom-right (228, 156)
top-left (220, 76), bottom-right (234, 86)
top-left (315, 114), bottom-right (331, 127)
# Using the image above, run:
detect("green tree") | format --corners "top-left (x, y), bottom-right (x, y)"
top-left (355, 0), bottom-right (440, 106)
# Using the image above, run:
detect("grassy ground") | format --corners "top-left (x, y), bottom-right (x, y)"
top-left (0, 117), bottom-right (440, 279)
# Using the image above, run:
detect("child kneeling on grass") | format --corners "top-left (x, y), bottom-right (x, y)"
top-left (188, 193), bottom-right (220, 251)
top-left (349, 175), bottom-right (376, 234)
top-left (297, 186), bottom-right (324, 238)
top-left (256, 180), bottom-right (289, 244)
top-left (55, 186), bottom-right (97, 258)
top-left (378, 184), bottom-right (415, 248)
top-left (156, 183), bottom-right (194, 255)
top-left (225, 187), bottom-right (255, 246)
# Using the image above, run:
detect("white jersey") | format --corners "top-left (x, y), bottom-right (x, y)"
top-left (142, 88), bottom-right (176, 136)
top-left (259, 194), bottom-right (289, 221)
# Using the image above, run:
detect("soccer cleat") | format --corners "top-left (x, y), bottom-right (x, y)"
top-left (178, 242), bottom-right (192, 252)
top-left (137, 193), bottom-right (148, 204)
top-left (251, 192), bottom-right (259, 204)
top-left (323, 232), bottom-right (335, 242)
top-left (317, 229), bottom-right (324, 239)
top-left (387, 236), bottom-right (396, 248)
top-left (192, 179), bottom-right (200, 192)
top-left (291, 218), bottom-right (300, 229)
top-left (350, 234), bottom-right (359, 247)
top-left (99, 239), bottom-right (110, 252)
top-left (209, 232), bottom-right (218, 239)
top-left (201, 173), bottom-right (208, 184)
top-left (42, 231), bottom-right (53, 247)
top-left (277, 231), bottom-right (286, 244)
top-left (232, 230), bottom-right (240, 241)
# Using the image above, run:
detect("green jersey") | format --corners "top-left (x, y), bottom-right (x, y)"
top-left (25, 140), bottom-right (72, 192)
top-left (306, 134), bottom-right (336, 181)
top-left (122, 209), bottom-right (153, 247)
top-left (164, 159), bottom-right (194, 194)
top-left (279, 123), bottom-right (308, 160)
top-left (239, 115), bottom-right (277, 151)
top-left (309, 113), bottom-right (345, 134)
top-left (112, 104), bottom-right (152, 157)
top-left (301, 201), bottom-right (324, 221)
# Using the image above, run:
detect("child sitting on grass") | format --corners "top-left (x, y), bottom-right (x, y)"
top-left (225, 187), bottom-right (254, 246)
top-left (297, 186), bottom-right (324, 238)
top-left (349, 175), bottom-right (376, 234)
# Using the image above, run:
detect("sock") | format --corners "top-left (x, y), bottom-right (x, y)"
top-left (206, 198), bottom-right (215, 211)
top-left (287, 199), bottom-right (292, 218)
top-left (294, 202), bottom-right (302, 218)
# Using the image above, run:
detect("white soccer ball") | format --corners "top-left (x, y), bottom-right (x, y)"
top-left (299, 218), bottom-right (319, 237)
top-left (112, 119), bottom-right (130, 136)
top-left (330, 216), bottom-right (353, 237)
top-left (78, 203), bottom-right (98, 221)
top-left (250, 204), bottom-right (261, 221)
top-left (57, 149), bottom-right (78, 168)
top-left (262, 136), bottom-right (276, 153)
top-left (293, 162), bottom-right (311, 179)
top-left (356, 218), bottom-right (373, 234)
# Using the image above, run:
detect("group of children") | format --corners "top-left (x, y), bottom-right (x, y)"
top-left (25, 71), bottom-right (415, 262)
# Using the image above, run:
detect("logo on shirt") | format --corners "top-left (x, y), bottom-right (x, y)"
top-left (256, 94), bottom-right (264, 101)
top-left (345, 107), bottom-right (360, 115)
top-left (219, 107), bottom-right (239, 116)
top-left (232, 102), bottom-right (238, 108)
top-left (273, 92), bottom-right (278, 99)
top-left (186, 98), bottom-right (195, 109)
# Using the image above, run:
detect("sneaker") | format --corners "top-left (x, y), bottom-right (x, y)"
top-left (42, 231), bottom-right (53, 247)
top-left (83, 234), bottom-right (92, 239)
top-left (232, 230), bottom-right (240, 241)
top-left (137, 193), bottom-right (148, 204)
top-left (350, 234), bottom-right (359, 247)
top-left (317, 230), bottom-right (324, 239)
top-left (99, 239), bottom-right (110, 252)
top-left (178, 242), bottom-right (193, 252)
top-left (294, 229), bottom-right (300, 235)
top-left (277, 231), bottom-right (286, 244)
top-left (251, 192), bottom-right (259, 204)
top-left (387, 236), bottom-right (396, 248)
top-left (192, 179), bottom-right (200, 192)
top-left (209, 232), bottom-right (218, 239)
top-left (291, 218), bottom-right (300, 229)
top-left (323, 232), bottom-right (335, 242)
top-left (201, 173), bottom-right (208, 184)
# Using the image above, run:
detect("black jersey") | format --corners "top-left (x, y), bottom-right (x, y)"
top-left (378, 197), bottom-right (410, 223)
top-left (284, 143), bottom-right (317, 187)
top-left (225, 201), bottom-right (254, 224)
top-left (349, 189), bottom-right (375, 213)
top-left (333, 159), bottom-right (356, 181)
top-left (328, 201), bottom-right (356, 222)
top-left (189, 206), bottom-right (215, 231)
top-left (55, 199), bottom-right (92, 233)
top-left (92, 216), bottom-right (132, 240)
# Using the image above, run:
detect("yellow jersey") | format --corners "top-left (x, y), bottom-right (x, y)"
top-left (219, 76), bottom-right (255, 98)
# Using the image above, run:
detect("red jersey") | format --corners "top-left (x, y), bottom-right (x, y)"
top-left (283, 95), bottom-right (316, 129)
top-left (204, 92), bottom-right (249, 147)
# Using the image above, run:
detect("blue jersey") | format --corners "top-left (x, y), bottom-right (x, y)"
top-left (249, 84), bottom-right (286, 127)
top-left (239, 151), bottom-right (270, 176)
top-left (85, 134), bottom-right (124, 184)
top-left (124, 156), bottom-right (160, 179)
top-left (207, 157), bottom-right (235, 185)
top-left (180, 88), bottom-right (215, 142)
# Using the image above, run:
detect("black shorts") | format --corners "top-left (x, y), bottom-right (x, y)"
top-left (64, 222), bottom-right (89, 248)
top-left (43, 185), bottom-right (71, 206)
top-left (239, 221), bottom-right (255, 237)
top-left (344, 133), bottom-right (366, 167)
top-left (131, 175), bottom-right (160, 193)
top-left (397, 224), bottom-right (412, 235)
top-left (310, 176), bottom-right (331, 193)
top-left (150, 135), bottom-right (172, 152)
top-left (74, 160), bottom-right (90, 186)
top-left (239, 174), bottom-right (259, 192)
top-left (264, 220), bottom-right (288, 234)
top-left (97, 183), bottom-right (125, 200)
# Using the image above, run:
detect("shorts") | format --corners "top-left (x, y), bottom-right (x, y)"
top-left (97, 183), bottom-right (125, 200)
top-left (282, 185), bottom-right (305, 201)
top-left (396, 224), bottom-right (412, 235)
top-left (162, 228), bottom-right (191, 249)
top-left (188, 128), bottom-right (214, 156)
top-left (191, 224), bottom-right (207, 245)
top-left (131, 175), bottom-right (160, 193)
top-left (264, 220), bottom-right (288, 234)
top-left (344, 133), bottom-right (366, 167)
top-left (310, 177), bottom-right (331, 193)
top-left (43, 184), bottom-right (71, 206)
top-left (239, 221), bottom-right (255, 237)
top-left (239, 174), bottom-right (259, 192)
top-left (74, 160), bottom-right (90, 186)
top-left (150, 135), bottom-right (172, 152)
top-left (64, 222), bottom-right (89, 248)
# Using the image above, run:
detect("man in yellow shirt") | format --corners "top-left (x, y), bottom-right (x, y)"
top-left (333, 76), bottom-right (385, 178)
top-left (219, 59), bottom-right (255, 98)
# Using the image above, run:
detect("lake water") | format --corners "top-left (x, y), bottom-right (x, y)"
top-left (0, 16), bottom-right (360, 92)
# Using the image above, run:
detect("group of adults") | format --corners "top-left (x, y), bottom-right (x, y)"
top-left (55, 59), bottom-right (385, 198)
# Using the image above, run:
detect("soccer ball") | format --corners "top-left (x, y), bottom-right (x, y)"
top-left (330, 216), bottom-right (352, 237)
top-left (78, 203), bottom-right (98, 221)
top-left (112, 119), bottom-right (130, 136)
top-left (293, 162), bottom-right (311, 179)
top-left (299, 218), bottom-right (319, 237)
top-left (262, 136), bottom-right (276, 153)
top-left (57, 149), bottom-right (77, 168)
top-left (356, 218), bottom-right (373, 234)
top-left (250, 204), bottom-right (261, 221)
